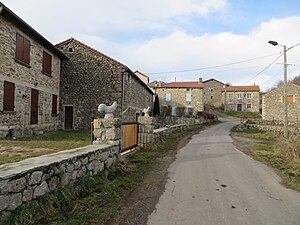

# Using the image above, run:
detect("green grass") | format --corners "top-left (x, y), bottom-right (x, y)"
top-left (0, 130), bottom-right (91, 165)
top-left (220, 110), bottom-right (262, 119)
top-left (8, 122), bottom-right (218, 225)
top-left (233, 128), bottom-right (300, 191)
top-left (231, 125), bottom-right (276, 141)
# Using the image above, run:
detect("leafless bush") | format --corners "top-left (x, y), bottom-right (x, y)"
top-left (275, 134), bottom-right (300, 162)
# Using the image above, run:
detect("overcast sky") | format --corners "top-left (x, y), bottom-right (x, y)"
top-left (2, 0), bottom-right (300, 91)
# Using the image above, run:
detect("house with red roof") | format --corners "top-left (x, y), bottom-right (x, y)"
top-left (56, 38), bottom-right (153, 129)
top-left (152, 81), bottom-right (204, 116)
top-left (221, 85), bottom-right (260, 112)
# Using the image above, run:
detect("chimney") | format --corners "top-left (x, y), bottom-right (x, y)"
top-left (175, 77), bottom-right (177, 82)
top-left (199, 77), bottom-right (203, 83)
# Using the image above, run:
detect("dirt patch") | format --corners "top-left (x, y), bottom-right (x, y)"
top-left (107, 129), bottom-right (201, 225)
top-left (231, 132), bottom-right (270, 156)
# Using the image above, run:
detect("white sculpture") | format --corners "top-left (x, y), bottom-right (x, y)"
top-left (98, 101), bottom-right (117, 119)
top-left (142, 106), bottom-right (151, 117)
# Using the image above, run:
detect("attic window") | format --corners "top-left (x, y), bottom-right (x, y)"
top-left (68, 47), bottom-right (74, 52)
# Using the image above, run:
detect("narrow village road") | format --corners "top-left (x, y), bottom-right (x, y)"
top-left (147, 115), bottom-right (300, 225)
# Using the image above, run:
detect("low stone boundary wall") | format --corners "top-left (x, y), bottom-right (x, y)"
top-left (154, 124), bottom-right (187, 141)
top-left (252, 124), bottom-right (300, 134)
top-left (154, 117), bottom-right (205, 129)
top-left (0, 144), bottom-right (119, 224)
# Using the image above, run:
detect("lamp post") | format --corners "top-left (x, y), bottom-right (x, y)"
top-left (268, 40), bottom-right (288, 138)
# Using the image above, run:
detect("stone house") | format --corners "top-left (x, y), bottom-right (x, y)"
top-left (134, 70), bottom-right (149, 85)
top-left (0, 3), bottom-right (66, 137)
top-left (262, 83), bottom-right (300, 123)
top-left (153, 81), bottom-right (204, 116)
top-left (222, 85), bottom-right (260, 112)
top-left (202, 78), bottom-right (224, 109)
top-left (56, 38), bottom-right (153, 129)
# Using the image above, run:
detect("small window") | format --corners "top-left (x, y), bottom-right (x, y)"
top-left (171, 106), bottom-right (176, 116)
top-left (246, 104), bottom-right (251, 110)
top-left (247, 93), bottom-right (252, 99)
top-left (228, 93), bottom-right (233, 99)
top-left (3, 81), bottom-right (15, 111)
top-left (237, 93), bottom-right (242, 99)
top-left (186, 93), bottom-right (192, 102)
top-left (16, 33), bottom-right (30, 65)
top-left (228, 104), bottom-right (234, 111)
top-left (287, 95), bottom-right (294, 103)
top-left (42, 51), bottom-right (52, 75)
top-left (52, 94), bottom-right (57, 114)
top-left (211, 96), bottom-right (213, 99)
top-left (68, 47), bottom-right (74, 52)
top-left (166, 93), bottom-right (171, 102)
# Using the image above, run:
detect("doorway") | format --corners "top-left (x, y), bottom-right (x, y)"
top-left (64, 106), bottom-right (73, 129)
top-left (237, 104), bottom-right (242, 111)
top-left (30, 89), bottom-right (39, 124)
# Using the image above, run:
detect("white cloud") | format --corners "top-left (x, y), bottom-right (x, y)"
top-left (122, 17), bottom-right (300, 91)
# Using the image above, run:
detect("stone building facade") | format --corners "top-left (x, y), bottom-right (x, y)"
top-left (56, 38), bottom-right (153, 129)
top-left (153, 82), bottom-right (204, 116)
top-left (262, 83), bottom-right (300, 123)
top-left (222, 85), bottom-right (260, 112)
top-left (202, 78), bottom-right (224, 109)
top-left (134, 70), bottom-right (149, 84)
top-left (0, 3), bottom-right (66, 137)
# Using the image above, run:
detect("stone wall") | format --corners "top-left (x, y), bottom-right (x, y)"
top-left (0, 14), bottom-right (61, 137)
top-left (0, 117), bottom-right (121, 224)
top-left (156, 87), bottom-right (204, 114)
top-left (57, 39), bottom-right (124, 130)
top-left (123, 71), bottom-right (153, 122)
top-left (203, 79), bottom-right (224, 108)
top-left (154, 116), bottom-right (205, 128)
top-left (222, 91), bottom-right (260, 112)
top-left (0, 144), bottom-right (119, 224)
top-left (262, 83), bottom-right (300, 123)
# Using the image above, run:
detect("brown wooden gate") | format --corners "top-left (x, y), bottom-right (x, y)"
top-left (121, 122), bottom-right (138, 152)
top-left (30, 89), bottom-right (39, 124)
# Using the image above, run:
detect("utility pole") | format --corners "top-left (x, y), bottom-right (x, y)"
top-left (268, 40), bottom-right (289, 138)
top-left (283, 45), bottom-right (288, 138)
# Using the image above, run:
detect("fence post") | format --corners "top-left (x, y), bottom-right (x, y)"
top-left (138, 116), bottom-right (155, 147)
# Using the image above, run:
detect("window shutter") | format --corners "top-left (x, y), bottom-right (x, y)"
top-left (23, 38), bottom-right (30, 65)
top-left (3, 81), bottom-right (15, 111)
top-left (43, 51), bottom-right (52, 75)
top-left (52, 94), bottom-right (57, 114)
top-left (16, 33), bottom-right (23, 61)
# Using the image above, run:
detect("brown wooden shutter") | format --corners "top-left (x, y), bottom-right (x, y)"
top-left (3, 81), bottom-right (15, 111)
top-left (16, 33), bottom-right (23, 61)
top-left (23, 38), bottom-right (30, 65)
top-left (43, 51), bottom-right (52, 75)
top-left (52, 94), bottom-right (57, 114)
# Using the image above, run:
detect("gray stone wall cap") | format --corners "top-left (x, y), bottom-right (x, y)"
top-left (0, 144), bottom-right (111, 179)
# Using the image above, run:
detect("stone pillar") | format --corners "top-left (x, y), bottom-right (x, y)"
top-left (92, 118), bottom-right (121, 147)
top-left (138, 116), bottom-right (155, 147)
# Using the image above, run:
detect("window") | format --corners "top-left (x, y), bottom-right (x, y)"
top-left (3, 81), bottom-right (15, 111)
top-left (186, 93), bottom-right (192, 102)
top-left (211, 96), bottom-right (213, 99)
top-left (228, 93), bottom-right (233, 99)
top-left (52, 94), bottom-right (57, 114)
top-left (171, 106), bottom-right (176, 116)
top-left (228, 104), bottom-right (234, 111)
top-left (237, 93), bottom-right (242, 99)
top-left (246, 104), bottom-right (251, 110)
top-left (16, 33), bottom-right (30, 65)
top-left (166, 93), bottom-right (171, 102)
top-left (42, 51), bottom-right (52, 75)
top-left (247, 93), bottom-right (252, 99)
top-left (287, 95), bottom-right (294, 103)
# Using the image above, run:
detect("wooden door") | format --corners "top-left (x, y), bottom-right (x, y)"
top-left (237, 104), bottom-right (242, 111)
top-left (30, 89), bottom-right (39, 124)
top-left (64, 106), bottom-right (73, 129)
top-left (121, 122), bottom-right (138, 151)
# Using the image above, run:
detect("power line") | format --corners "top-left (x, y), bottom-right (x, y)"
top-left (241, 53), bottom-right (283, 84)
top-left (287, 42), bottom-right (300, 51)
top-left (146, 52), bottom-right (282, 75)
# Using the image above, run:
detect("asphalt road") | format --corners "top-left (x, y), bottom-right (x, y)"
top-left (147, 116), bottom-right (300, 225)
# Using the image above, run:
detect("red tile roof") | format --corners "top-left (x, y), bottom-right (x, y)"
top-left (159, 82), bottom-right (204, 88)
top-left (222, 85), bottom-right (260, 92)
top-left (55, 37), bottom-right (126, 67)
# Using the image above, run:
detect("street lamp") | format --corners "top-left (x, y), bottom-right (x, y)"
top-left (268, 40), bottom-right (288, 138)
